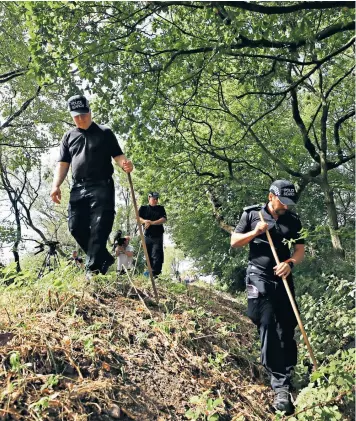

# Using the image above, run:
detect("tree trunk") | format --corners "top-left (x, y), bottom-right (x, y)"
top-left (12, 248), bottom-right (21, 273)
top-left (320, 155), bottom-right (345, 257)
top-left (13, 209), bottom-right (22, 272)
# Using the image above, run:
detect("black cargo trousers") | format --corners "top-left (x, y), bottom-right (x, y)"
top-left (144, 235), bottom-right (164, 276)
top-left (246, 264), bottom-right (298, 391)
top-left (68, 178), bottom-right (115, 274)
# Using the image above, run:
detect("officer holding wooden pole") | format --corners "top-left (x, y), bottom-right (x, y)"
top-left (50, 95), bottom-right (133, 278)
top-left (139, 192), bottom-right (167, 278)
top-left (231, 180), bottom-right (306, 415)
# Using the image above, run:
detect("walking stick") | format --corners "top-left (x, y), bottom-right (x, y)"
top-left (127, 173), bottom-right (159, 303)
top-left (259, 211), bottom-right (318, 370)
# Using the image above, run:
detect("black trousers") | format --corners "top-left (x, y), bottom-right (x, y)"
top-left (246, 266), bottom-right (298, 391)
top-left (144, 236), bottom-right (164, 276)
top-left (68, 179), bottom-right (115, 274)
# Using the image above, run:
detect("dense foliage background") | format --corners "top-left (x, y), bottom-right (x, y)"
top-left (0, 2), bottom-right (354, 420)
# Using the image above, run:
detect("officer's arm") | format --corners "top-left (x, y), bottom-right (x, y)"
top-left (289, 244), bottom-right (305, 265)
top-left (113, 154), bottom-right (133, 173)
top-left (231, 221), bottom-right (268, 248)
top-left (274, 243), bottom-right (305, 277)
top-left (50, 162), bottom-right (70, 204)
top-left (52, 162), bottom-right (70, 188)
top-left (150, 217), bottom-right (167, 225)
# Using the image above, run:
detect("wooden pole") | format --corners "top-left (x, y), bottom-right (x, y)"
top-left (127, 173), bottom-right (159, 303)
top-left (259, 211), bottom-right (318, 370)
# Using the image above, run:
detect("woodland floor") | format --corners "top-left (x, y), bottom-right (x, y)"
top-left (0, 272), bottom-right (288, 420)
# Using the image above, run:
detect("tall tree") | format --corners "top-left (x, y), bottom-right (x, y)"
top-left (25, 1), bottom-right (354, 257)
top-left (0, 2), bottom-right (70, 265)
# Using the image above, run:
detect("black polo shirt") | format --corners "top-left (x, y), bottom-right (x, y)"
top-left (234, 203), bottom-right (304, 273)
top-left (58, 122), bottom-right (123, 181)
top-left (139, 205), bottom-right (167, 238)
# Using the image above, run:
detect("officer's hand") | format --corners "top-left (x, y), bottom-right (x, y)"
top-left (144, 220), bottom-right (151, 229)
top-left (253, 221), bottom-right (268, 236)
top-left (50, 186), bottom-right (61, 204)
top-left (274, 262), bottom-right (291, 278)
top-left (122, 160), bottom-right (133, 173)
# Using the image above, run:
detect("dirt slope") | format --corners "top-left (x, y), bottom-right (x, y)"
top-left (0, 274), bottom-right (276, 420)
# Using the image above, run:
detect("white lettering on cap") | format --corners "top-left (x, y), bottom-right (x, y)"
top-left (71, 100), bottom-right (86, 109)
top-left (282, 188), bottom-right (295, 196)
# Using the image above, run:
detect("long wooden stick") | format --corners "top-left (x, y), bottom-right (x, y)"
top-left (127, 173), bottom-right (159, 303)
top-left (259, 211), bottom-right (318, 370)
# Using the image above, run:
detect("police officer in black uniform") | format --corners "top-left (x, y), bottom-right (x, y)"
top-left (231, 180), bottom-right (305, 415)
top-left (50, 95), bottom-right (133, 277)
top-left (139, 192), bottom-right (167, 277)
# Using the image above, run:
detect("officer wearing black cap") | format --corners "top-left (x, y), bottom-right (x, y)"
top-left (139, 192), bottom-right (167, 277)
top-left (50, 95), bottom-right (133, 277)
top-left (231, 180), bottom-right (305, 415)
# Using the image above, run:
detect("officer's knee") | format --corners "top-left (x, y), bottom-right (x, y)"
top-left (260, 312), bottom-right (276, 329)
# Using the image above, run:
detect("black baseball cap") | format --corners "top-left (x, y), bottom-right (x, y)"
top-left (148, 192), bottom-right (159, 198)
top-left (67, 95), bottom-right (90, 116)
top-left (269, 180), bottom-right (297, 205)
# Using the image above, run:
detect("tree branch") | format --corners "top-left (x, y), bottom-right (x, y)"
top-left (217, 1), bottom-right (355, 14)
top-left (0, 68), bottom-right (27, 84)
top-left (307, 66), bottom-right (355, 134)
top-left (233, 37), bottom-right (354, 100)
top-left (334, 108), bottom-right (355, 161)
top-left (206, 189), bottom-right (234, 234)
top-left (159, 33), bottom-right (355, 73)
top-left (155, 1), bottom-right (354, 14)
top-left (288, 63), bottom-right (320, 163)
top-left (216, 75), bottom-right (305, 178)
top-left (0, 86), bottom-right (42, 130)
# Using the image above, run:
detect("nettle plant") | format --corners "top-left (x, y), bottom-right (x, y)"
top-left (275, 349), bottom-right (354, 421)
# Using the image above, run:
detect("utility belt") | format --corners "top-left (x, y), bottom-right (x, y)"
top-left (72, 177), bottom-right (113, 185)
top-left (245, 263), bottom-right (278, 298)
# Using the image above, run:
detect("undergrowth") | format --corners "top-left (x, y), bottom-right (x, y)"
top-left (0, 258), bottom-right (354, 420)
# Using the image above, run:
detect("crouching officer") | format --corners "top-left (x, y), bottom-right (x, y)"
top-left (231, 180), bottom-right (305, 415)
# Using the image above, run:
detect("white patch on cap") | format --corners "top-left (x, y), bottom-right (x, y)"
top-left (270, 186), bottom-right (280, 196)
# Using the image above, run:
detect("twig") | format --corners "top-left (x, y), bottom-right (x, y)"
top-left (120, 406), bottom-right (138, 420)
top-left (123, 266), bottom-right (152, 317)
top-left (56, 294), bottom-right (76, 316)
top-left (55, 291), bottom-right (60, 306)
top-left (131, 240), bottom-right (142, 277)
top-left (48, 289), bottom-right (53, 310)
top-left (4, 307), bottom-right (12, 324)
top-left (192, 333), bottom-right (220, 341)
top-left (45, 340), bottom-right (58, 373)
top-left (86, 402), bottom-right (102, 413)
top-left (0, 408), bottom-right (23, 418)
top-left (62, 348), bottom-right (83, 381)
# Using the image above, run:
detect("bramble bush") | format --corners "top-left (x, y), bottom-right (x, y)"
top-left (284, 257), bottom-right (355, 421)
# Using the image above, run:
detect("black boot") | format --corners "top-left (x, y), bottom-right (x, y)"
top-left (273, 389), bottom-right (295, 415)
